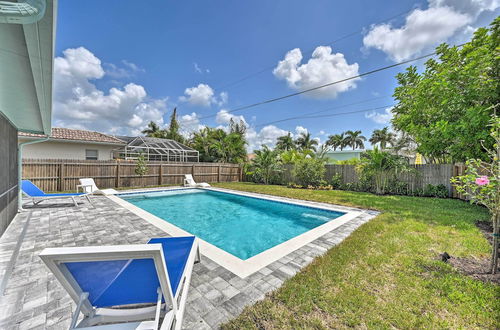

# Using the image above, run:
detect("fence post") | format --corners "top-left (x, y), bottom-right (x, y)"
top-left (158, 164), bottom-right (163, 185)
top-left (58, 163), bottom-right (64, 191)
top-left (218, 165), bottom-right (222, 182)
top-left (116, 162), bottom-right (121, 188)
top-left (192, 164), bottom-right (195, 181)
top-left (239, 164), bottom-right (243, 182)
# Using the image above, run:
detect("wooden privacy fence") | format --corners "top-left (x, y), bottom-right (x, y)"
top-left (22, 159), bottom-right (242, 192)
top-left (282, 163), bottom-right (463, 197)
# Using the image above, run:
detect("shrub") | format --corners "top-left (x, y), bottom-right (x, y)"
top-left (293, 157), bottom-right (325, 188)
top-left (330, 173), bottom-right (342, 189)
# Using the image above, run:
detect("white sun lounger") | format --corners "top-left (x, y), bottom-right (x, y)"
top-left (183, 174), bottom-right (210, 188)
top-left (40, 236), bottom-right (200, 330)
top-left (77, 178), bottom-right (118, 195)
top-left (22, 180), bottom-right (91, 207)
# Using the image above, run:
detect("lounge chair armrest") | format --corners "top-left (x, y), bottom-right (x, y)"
top-left (77, 184), bottom-right (93, 193)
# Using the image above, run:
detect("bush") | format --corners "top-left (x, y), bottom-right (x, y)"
top-left (422, 184), bottom-right (449, 198)
top-left (330, 173), bottom-right (342, 189)
top-left (293, 158), bottom-right (325, 188)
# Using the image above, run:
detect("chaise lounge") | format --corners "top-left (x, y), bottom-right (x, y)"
top-left (22, 180), bottom-right (91, 207)
top-left (39, 236), bottom-right (200, 330)
top-left (183, 174), bottom-right (210, 188)
top-left (77, 178), bottom-right (118, 195)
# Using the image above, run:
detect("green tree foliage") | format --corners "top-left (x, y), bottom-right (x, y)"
top-left (357, 148), bottom-right (414, 195)
top-left (134, 153), bottom-right (148, 176)
top-left (392, 17), bottom-right (500, 163)
top-left (249, 146), bottom-right (282, 184)
top-left (293, 157), bottom-right (326, 187)
top-left (326, 133), bottom-right (346, 151)
top-left (275, 132), bottom-right (295, 151)
top-left (451, 114), bottom-right (500, 274)
top-left (142, 121), bottom-right (166, 138)
top-left (165, 107), bottom-right (185, 143)
top-left (344, 130), bottom-right (366, 150)
top-left (369, 127), bottom-right (395, 150)
top-left (189, 126), bottom-right (247, 163)
top-left (295, 132), bottom-right (318, 152)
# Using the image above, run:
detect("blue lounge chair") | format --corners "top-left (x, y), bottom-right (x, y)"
top-left (22, 179), bottom-right (91, 206)
top-left (40, 236), bottom-right (200, 330)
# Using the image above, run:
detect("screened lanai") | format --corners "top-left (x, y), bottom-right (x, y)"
top-left (113, 136), bottom-right (199, 162)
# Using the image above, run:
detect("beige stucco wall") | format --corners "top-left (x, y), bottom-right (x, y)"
top-left (19, 139), bottom-right (118, 160)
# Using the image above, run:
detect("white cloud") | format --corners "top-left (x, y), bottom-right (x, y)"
top-left (273, 46), bottom-right (360, 99)
top-left (295, 126), bottom-right (308, 136)
top-left (363, 0), bottom-right (499, 61)
top-left (105, 60), bottom-right (144, 79)
top-left (53, 47), bottom-right (166, 136)
top-left (365, 107), bottom-right (393, 125)
top-left (215, 109), bottom-right (246, 126)
top-left (178, 112), bottom-right (205, 138)
top-left (246, 125), bottom-right (289, 152)
top-left (179, 83), bottom-right (228, 107)
top-left (193, 62), bottom-right (210, 74)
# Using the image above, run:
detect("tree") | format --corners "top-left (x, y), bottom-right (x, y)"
top-left (326, 133), bottom-right (346, 151)
top-left (276, 132), bottom-right (295, 151)
top-left (142, 121), bottom-right (166, 138)
top-left (229, 118), bottom-right (247, 136)
top-left (134, 153), bottom-right (148, 176)
top-left (391, 132), bottom-right (414, 156)
top-left (392, 18), bottom-right (499, 163)
top-left (344, 130), bottom-right (366, 150)
top-left (295, 132), bottom-right (318, 152)
top-left (250, 146), bottom-right (282, 184)
top-left (165, 108), bottom-right (185, 143)
top-left (293, 157), bottom-right (326, 187)
top-left (369, 127), bottom-right (395, 150)
top-left (451, 113), bottom-right (500, 274)
top-left (357, 147), bottom-right (414, 195)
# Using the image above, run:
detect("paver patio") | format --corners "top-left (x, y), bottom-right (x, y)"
top-left (0, 189), bottom-right (377, 329)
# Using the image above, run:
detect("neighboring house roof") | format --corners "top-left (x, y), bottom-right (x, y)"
top-left (19, 128), bottom-right (126, 145)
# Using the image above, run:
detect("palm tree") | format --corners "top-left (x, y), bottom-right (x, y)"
top-left (326, 133), bottom-right (346, 151)
top-left (276, 132), bottom-right (295, 151)
top-left (369, 127), bottom-right (395, 150)
top-left (344, 130), bottom-right (366, 150)
top-left (391, 132), bottom-right (414, 155)
top-left (295, 132), bottom-right (318, 152)
top-left (142, 121), bottom-right (161, 136)
top-left (251, 146), bottom-right (282, 184)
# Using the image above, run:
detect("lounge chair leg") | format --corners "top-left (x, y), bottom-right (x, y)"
top-left (71, 197), bottom-right (77, 207)
top-left (85, 195), bottom-right (92, 204)
top-left (195, 246), bottom-right (201, 264)
top-left (70, 292), bottom-right (89, 329)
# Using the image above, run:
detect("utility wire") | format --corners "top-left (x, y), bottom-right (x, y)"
top-left (253, 95), bottom-right (391, 128)
top-left (255, 104), bottom-right (395, 129)
top-left (214, 7), bottom-right (414, 90)
top-left (180, 44), bottom-right (465, 126)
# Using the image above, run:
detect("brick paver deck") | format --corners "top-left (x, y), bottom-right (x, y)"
top-left (0, 189), bottom-right (377, 329)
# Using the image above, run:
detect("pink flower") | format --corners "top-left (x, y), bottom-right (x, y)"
top-left (475, 176), bottom-right (490, 186)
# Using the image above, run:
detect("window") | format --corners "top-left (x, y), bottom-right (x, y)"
top-left (85, 149), bottom-right (98, 160)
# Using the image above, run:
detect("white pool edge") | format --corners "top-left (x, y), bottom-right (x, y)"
top-left (108, 187), bottom-right (363, 278)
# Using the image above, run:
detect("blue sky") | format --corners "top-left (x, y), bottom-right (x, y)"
top-left (53, 0), bottom-right (499, 150)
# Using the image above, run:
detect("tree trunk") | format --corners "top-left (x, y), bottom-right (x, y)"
top-left (491, 213), bottom-right (499, 274)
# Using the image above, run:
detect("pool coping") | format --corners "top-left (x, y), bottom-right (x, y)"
top-left (108, 187), bottom-right (364, 278)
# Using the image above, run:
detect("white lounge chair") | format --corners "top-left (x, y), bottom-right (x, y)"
top-left (183, 174), bottom-right (210, 188)
top-left (40, 236), bottom-right (200, 330)
top-left (77, 178), bottom-right (118, 195)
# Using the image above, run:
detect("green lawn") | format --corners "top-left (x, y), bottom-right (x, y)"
top-left (214, 183), bottom-right (499, 329)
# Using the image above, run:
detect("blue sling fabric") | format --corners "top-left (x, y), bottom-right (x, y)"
top-left (64, 236), bottom-right (195, 308)
top-left (22, 180), bottom-right (84, 197)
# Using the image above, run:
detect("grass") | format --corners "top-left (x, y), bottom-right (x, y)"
top-left (214, 182), bottom-right (500, 329)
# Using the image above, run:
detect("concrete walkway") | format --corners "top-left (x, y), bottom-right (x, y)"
top-left (0, 190), bottom-right (377, 329)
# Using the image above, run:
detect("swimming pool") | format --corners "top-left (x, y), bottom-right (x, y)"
top-left (112, 188), bottom-right (361, 277)
top-left (121, 189), bottom-right (344, 260)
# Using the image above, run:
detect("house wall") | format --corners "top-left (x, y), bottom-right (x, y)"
top-left (0, 115), bottom-right (18, 237)
top-left (18, 140), bottom-right (118, 160)
top-left (325, 151), bottom-right (363, 162)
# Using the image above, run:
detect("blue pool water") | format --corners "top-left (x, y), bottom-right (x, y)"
top-left (121, 189), bottom-right (344, 260)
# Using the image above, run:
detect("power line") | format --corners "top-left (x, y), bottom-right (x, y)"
top-left (214, 7), bottom-right (414, 91)
top-left (253, 95), bottom-right (391, 128)
top-left (180, 44), bottom-right (465, 126)
top-left (255, 104), bottom-right (395, 129)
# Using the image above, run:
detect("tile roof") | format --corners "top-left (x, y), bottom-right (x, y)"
top-left (18, 127), bottom-right (126, 144)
